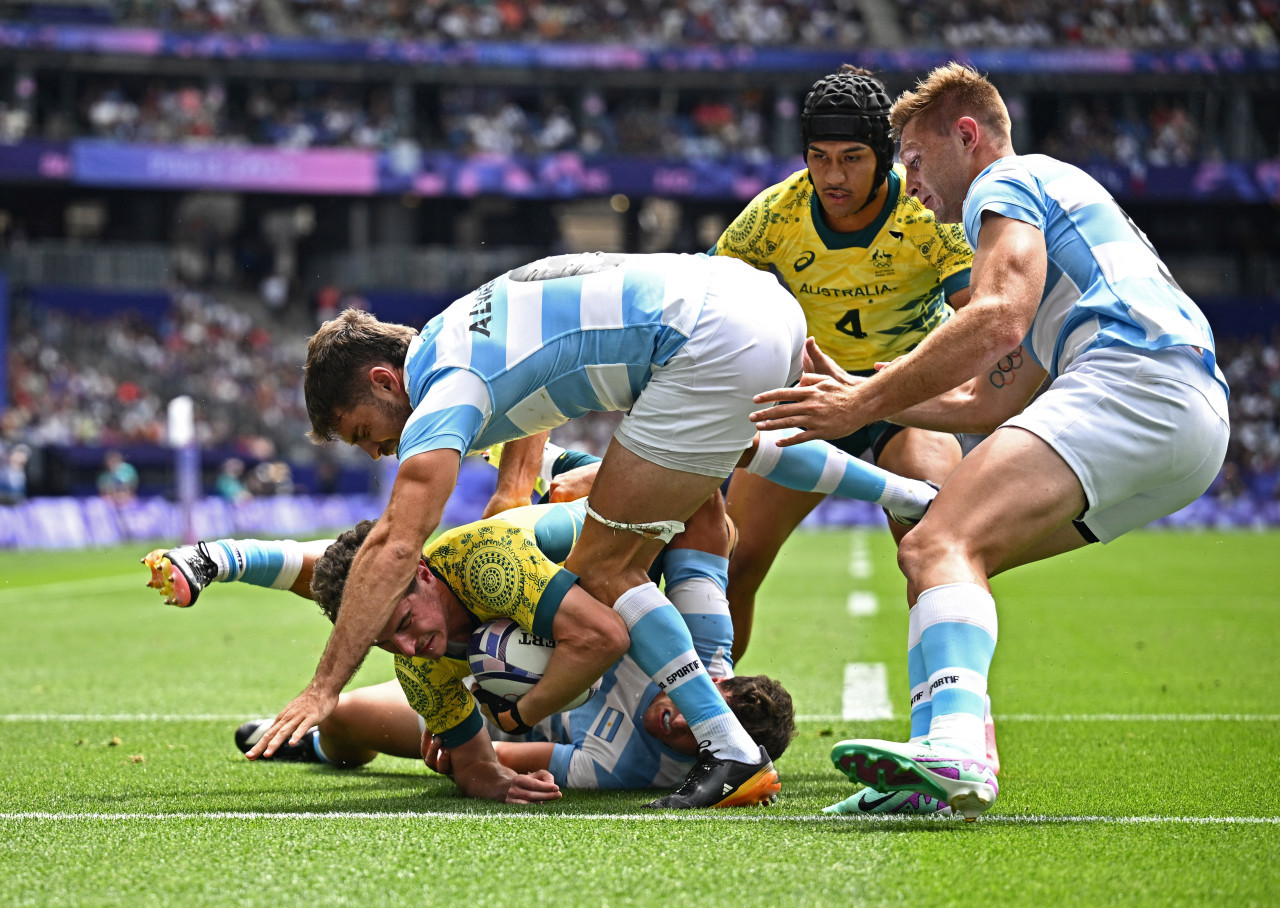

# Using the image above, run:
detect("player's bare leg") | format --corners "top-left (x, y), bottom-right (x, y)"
top-left (835, 428), bottom-right (1086, 820)
top-left (724, 469), bottom-right (824, 663)
top-left (875, 426), bottom-right (963, 546)
top-left (566, 440), bottom-right (780, 808)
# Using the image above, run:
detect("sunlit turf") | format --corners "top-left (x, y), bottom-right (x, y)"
top-left (2, 529), bottom-right (1278, 906)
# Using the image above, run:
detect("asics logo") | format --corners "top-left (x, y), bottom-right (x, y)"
top-left (794, 251), bottom-right (816, 271)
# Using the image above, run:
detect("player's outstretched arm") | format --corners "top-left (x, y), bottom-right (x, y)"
top-left (886, 346), bottom-right (1047, 435)
top-left (444, 729), bottom-right (562, 804)
top-left (247, 448), bottom-right (462, 761)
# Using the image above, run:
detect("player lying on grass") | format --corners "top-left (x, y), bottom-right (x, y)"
top-left (143, 497), bottom-right (796, 802)
top-left (261, 253), bottom-right (948, 809)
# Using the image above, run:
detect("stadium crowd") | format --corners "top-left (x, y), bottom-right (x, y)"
top-left (0, 78), bottom-right (1232, 171)
top-left (894, 0), bottom-right (1279, 49)
top-left (3, 292), bottom-right (308, 459)
top-left (63, 80), bottom-right (777, 160)
top-left (2, 292), bottom-right (1276, 517)
top-left (98, 0), bottom-right (1278, 48)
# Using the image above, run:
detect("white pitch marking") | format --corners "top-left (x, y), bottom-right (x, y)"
top-left (795, 713), bottom-right (1280, 723)
top-left (8, 712), bottom-right (1280, 723)
top-left (0, 714), bottom-right (248, 722)
top-left (842, 663), bottom-right (894, 721)
top-left (847, 530), bottom-right (872, 580)
top-left (1, 812), bottom-right (1276, 826)
top-left (846, 592), bottom-right (878, 617)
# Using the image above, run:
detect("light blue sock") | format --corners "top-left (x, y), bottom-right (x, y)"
top-left (746, 429), bottom-right (936, 518)
top-left (205, 539), bottom-right (305, 590)
top-left (614, 581), bottom-right (756, 762)
top-left (907, 604), bottom-right (931, 743)
top-left (663, 548), bottom-right (734, 677)
top-left (917, 582), bottom-right (998, 757)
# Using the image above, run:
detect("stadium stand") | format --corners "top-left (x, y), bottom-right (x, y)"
top-left (0, 4), bottom-right (1277, 545)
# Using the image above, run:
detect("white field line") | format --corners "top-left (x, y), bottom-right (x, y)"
top-left (796, 713), bottom-right (1280, 723)
top-left (847, 530), bottom-right (872, 580)
top-left (6, 712), bottom-right (1280, 723)
top-left (846, 592), bottom-right (878, 617)
top-left (0, 811), bottom-right (1276, 826)
top-left (842, 663), bottom-right (894, 720)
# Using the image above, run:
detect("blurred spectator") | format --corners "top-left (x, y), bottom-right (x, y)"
top-left (247, 460), bottom-right (294, 497)
top-left (97, 449), bottom-right (138, 504)
top-left (215, 456), bottom-right (252, 504)
top-left (894, 0), bottom-right (1278, 50)
top-left (0, 444), bottom-right (29, 504)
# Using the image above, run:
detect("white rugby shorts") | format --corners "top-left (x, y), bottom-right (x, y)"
top-left (614, 256), bottom-right (806, 477)
top-left (1003, 344), bottom-right (1229, 543)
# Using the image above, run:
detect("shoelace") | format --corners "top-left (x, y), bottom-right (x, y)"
top-left (192, 541), bottom-right (219, 583)
top-left (670, 748), bottom-right (725, 794)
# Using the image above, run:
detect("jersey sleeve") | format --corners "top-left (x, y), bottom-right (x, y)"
top-left (964, 164), bottom-right (1047, 249)
top-left (394, 654), bottom-right (483, 748)
top-left (398, 367), bottom-right (493, 461)
top-left (901, 201), bottom-right (974, 292)
top-left (709, 181), bottom-right (790, 270)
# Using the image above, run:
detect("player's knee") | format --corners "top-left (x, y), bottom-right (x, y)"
top-left (589, 607), bottom-right (631, 662)
top-left (896, 525), bottom-right (947, 588)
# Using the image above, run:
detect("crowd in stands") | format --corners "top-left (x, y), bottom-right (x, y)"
top-left (89, 0), bottom-right (1279, 49)
top-left (64, 79), bottom-right (779, 160)
top-left (1213, 332), bottom-right (1280, 510)
top-left (894, 0), bottom-right (1278, 49)
top-left (3, 292), bottom-right (310, 462)
top-left (1037, 99), bottom-right (1207, 172)
top-left (4, 76), bottom-right (1239, 170)
top-left (3, 289), bottom-right (1278, 519)
top-left (114, 0), bottom-right (870, 47)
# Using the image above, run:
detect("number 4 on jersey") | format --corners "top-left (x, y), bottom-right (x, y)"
top-left (836, 308), bottom-right (868, 339)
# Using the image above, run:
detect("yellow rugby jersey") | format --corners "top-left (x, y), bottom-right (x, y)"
top-left (394, 502), bottom-right (585, 747)
top-left (712, 165), bottom-right (972, 372)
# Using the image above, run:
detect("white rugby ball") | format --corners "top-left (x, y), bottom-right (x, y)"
top-left (467, 617), bottom-right (601, 710)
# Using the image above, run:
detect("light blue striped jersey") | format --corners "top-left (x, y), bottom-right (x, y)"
top-left (538, 645), bottom-right (730, 791)
top-left (487, 497), bottom-right (735, 789)
top-left (964, 154), bottom-right (1226, 394)
top-left (398, 252), bottom-right (712, 463)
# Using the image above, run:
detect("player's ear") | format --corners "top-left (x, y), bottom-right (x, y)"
top-left (368, 364), bottom-right (401, 396)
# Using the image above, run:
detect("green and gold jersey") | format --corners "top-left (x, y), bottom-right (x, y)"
top-left (393, 502), bottom-right (586, 747)
top-left (712, 165), bottom-right (972, 372)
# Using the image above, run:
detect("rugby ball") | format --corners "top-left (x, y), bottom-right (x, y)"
top-left (467, 618), bottom-right (601, 710)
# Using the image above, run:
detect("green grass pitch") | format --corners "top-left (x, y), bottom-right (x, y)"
top-left (2, 528), bottom-right (1278, 906)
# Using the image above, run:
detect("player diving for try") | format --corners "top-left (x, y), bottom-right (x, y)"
top-left (143, 487), bottom-right (797, 801)
top-left (247, 251), bottom-right (940, 809)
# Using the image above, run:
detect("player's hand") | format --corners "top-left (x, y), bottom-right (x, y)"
top-left (505, 770), bottom-right (562, 804)
top-left (481, 490), bottom-right (531, 519)
top-left (750, 338), bottom-right (870, 446)
top-left (421, 732), bottom-right (453, 776)
top-left (547, 462), bottom-right (600, 502)
top-left (244, 686), bottom-right (338, 760)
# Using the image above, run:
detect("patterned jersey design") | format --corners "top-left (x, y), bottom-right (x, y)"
top-left (964, 154), bottom-right (1226, 391)
top-left (393, 506), bottom-right (580, 746)
top-left (713, 165), bottom-right (972, 371)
